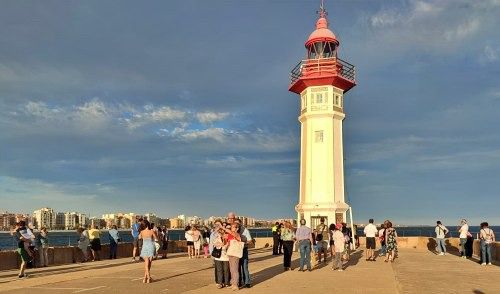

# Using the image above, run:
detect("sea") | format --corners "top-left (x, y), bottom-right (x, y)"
top-left (1, 226), bottom-right (498, 251)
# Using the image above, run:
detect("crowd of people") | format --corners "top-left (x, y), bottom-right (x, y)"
top-left (8, 215), bottom-right (497, 283)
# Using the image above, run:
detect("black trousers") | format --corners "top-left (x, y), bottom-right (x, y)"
top-left (214, 260), bottom-right (230, 285)
top-left (278, 238), bottom-right (283, 254)
top-left (272, 235), bottom-right (279, 255)
top-left (283, 241), bottom-right (294, 268)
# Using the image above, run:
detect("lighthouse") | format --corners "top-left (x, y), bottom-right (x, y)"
top-left (289, 2), bottom-right (356, 229)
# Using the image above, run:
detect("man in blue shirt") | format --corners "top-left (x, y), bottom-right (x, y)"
top-left (131, 216), bottom-right (142, 262)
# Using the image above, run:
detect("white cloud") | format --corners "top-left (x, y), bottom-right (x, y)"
top-left (364, 0), bottom-right (498, 57)
top-left (480, 45), bottom-right (499, 63)
top-left (443, 19), bottom-right (480, 41)
top-left (205, 156), bottom-right (298, 168)
top-left (196, 111), bottom-right (229, 124)
top-left (179, 127), bottom-right (227, 143)
top-left (23, 101), bottom-right (62, 119)
top-left (125, 105), bottom-right (186, 129)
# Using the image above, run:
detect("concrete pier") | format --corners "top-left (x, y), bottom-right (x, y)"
top-left (0, 243), bottom-right (498, 293)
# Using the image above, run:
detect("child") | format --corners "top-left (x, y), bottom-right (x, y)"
top-left (203, 242), bottom-right (209, 258)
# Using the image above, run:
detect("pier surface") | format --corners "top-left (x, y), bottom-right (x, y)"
top-left (0, 248), bottom-right (498, 293)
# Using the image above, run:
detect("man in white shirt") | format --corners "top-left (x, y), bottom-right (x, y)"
top-left (363, 219), bottom-right (378, 261)
top-left (435, 221), bottom-right (449, 255)
top-left (458, 219), bottom-right (469, 259)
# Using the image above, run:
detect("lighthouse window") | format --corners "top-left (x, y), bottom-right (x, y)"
top-left (335, 95), bottom-right (339, 106)
top-left (315, 130), bottom-right (324, 143)
top-left (316, 93), bottom-right (323, 104)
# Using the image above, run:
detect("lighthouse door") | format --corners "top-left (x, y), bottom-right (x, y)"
top-left (310, 216), bottom-right (328, 229)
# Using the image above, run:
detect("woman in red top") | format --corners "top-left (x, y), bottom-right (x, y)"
top-left (226, 223), bottom-right (241, 290)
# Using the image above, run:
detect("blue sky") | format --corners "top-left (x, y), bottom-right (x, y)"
top-left (1, 0), bottom-right (499, 225)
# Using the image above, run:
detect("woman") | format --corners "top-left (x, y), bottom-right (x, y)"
top-left (88, 225), bottom-right (101, 261)
top-left (77, 227), bottom-right (90, 262)
top-left (332, 223), bottom-right (346, 271)
top-left (185, 226), bottom-right (194, 259)
top-left (211, 220), bottom-right (230, 289)
top-left (479, 222), bottom-right (495, 266)
top-left (108, 225), bottom-right (120, 259)
top-left (139, 219), bottom-right (159, 283)
top-left (193, 226), bottom-right (202, 258)
top-left (226, 223), bottom-right (242, 291)
top-left (384, 221), bottom-right (398, 262)
top-left (203, 226), bottom-right (211, 258)
top-left (328, 223), bottom-right (336, 259)
top-left (35, 227), bottom-right (49, 267)
top-left (161, 226), bottom-right (169, 259)
top-left (281, 221), bottom-right (295, 271)
top-left (458, 219), bottom-right (469, 259)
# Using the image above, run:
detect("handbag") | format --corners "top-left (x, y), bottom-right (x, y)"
top-left (211, 247), bottom-right (222, 258)
top-left (226, 239), bottom-right (244, 258)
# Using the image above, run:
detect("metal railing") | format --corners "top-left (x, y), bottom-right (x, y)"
top-left (290, 57), bottom-right (355, 84)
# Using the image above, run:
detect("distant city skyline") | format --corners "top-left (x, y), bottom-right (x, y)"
top-left (1, 1), bottom-right (500, 225)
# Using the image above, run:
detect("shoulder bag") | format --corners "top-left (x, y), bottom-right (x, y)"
top-left (227, 239), bottom-right (244, 258)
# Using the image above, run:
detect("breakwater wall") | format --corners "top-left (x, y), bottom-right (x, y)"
top-left (0, 237), bottom-right (497, 271)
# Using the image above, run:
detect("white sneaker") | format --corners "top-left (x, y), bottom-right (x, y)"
top-left (439, 252), bottom-right (444, 256)
top-left (338, 269), bottom-right (343, 272)
top-left (481, 263), bottom-right (486, 266)
top-left (488, 263), bottom-right (492, 265)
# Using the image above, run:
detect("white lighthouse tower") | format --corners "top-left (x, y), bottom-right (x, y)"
top-left (289, 2), bottom-right (356, 228)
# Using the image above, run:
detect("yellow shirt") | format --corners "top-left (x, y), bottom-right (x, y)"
top-left (88, 229), bottom-right (101, 240)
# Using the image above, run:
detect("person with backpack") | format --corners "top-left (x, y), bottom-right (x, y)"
top-left (314, 218), bottom-right (328, 263)
top-left (479, 222), bottom-right (495, 266)
top-left (341, 223), bottom-right (352, 261)
top-left (435, 221), bottom-right (449, 255)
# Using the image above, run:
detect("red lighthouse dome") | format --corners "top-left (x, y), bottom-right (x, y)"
top-left (289, 3), bottom-right (356, 94)
top-left (305, 16), bottom-right (339, 48)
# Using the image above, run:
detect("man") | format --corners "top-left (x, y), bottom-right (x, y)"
top-left (296, 219), bottom-right (314, 271)
top-left (363, 219), bottom-right (378, 261)
top-left (435, 221), bottom-right (449, 256)
top-left (131, 217), bottom-right (143, 262)
top-left (271, 222), bottom-right (280, 255)
top-left (314, 218), bottom-right (328, 263)
top-left (234, 217), bottom-right (253, 288)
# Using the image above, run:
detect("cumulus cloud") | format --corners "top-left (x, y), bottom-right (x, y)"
top-left (363, 0), bottom-right (499, 57)
top-left (196, 111), bottom-right (229, 124)
top-left (124, 105), bottom-right (186, 129)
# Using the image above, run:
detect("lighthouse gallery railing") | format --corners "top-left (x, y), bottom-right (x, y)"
top-left (290, 57), bottom-right (355, 85)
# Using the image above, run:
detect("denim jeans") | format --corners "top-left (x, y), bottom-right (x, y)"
top-left (298, 240), bottom-right (311, 270)
top-left (481, 240), bottom-right (492, 263)
top-left (239, 247), bottom-right (251, 285)
top-left (436, 238), bottom-right (446, 253)
top-left (380, 244), bottom-right (387, 256)
top-left (459, 238), bottom-right (467, 256)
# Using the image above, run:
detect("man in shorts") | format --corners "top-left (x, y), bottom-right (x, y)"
top-left (314, 218), bottom-right (328, 263)
top-left (131, 217), bottom-right (143, 262)
top-left (363, 218), bottom-right (378, 261)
